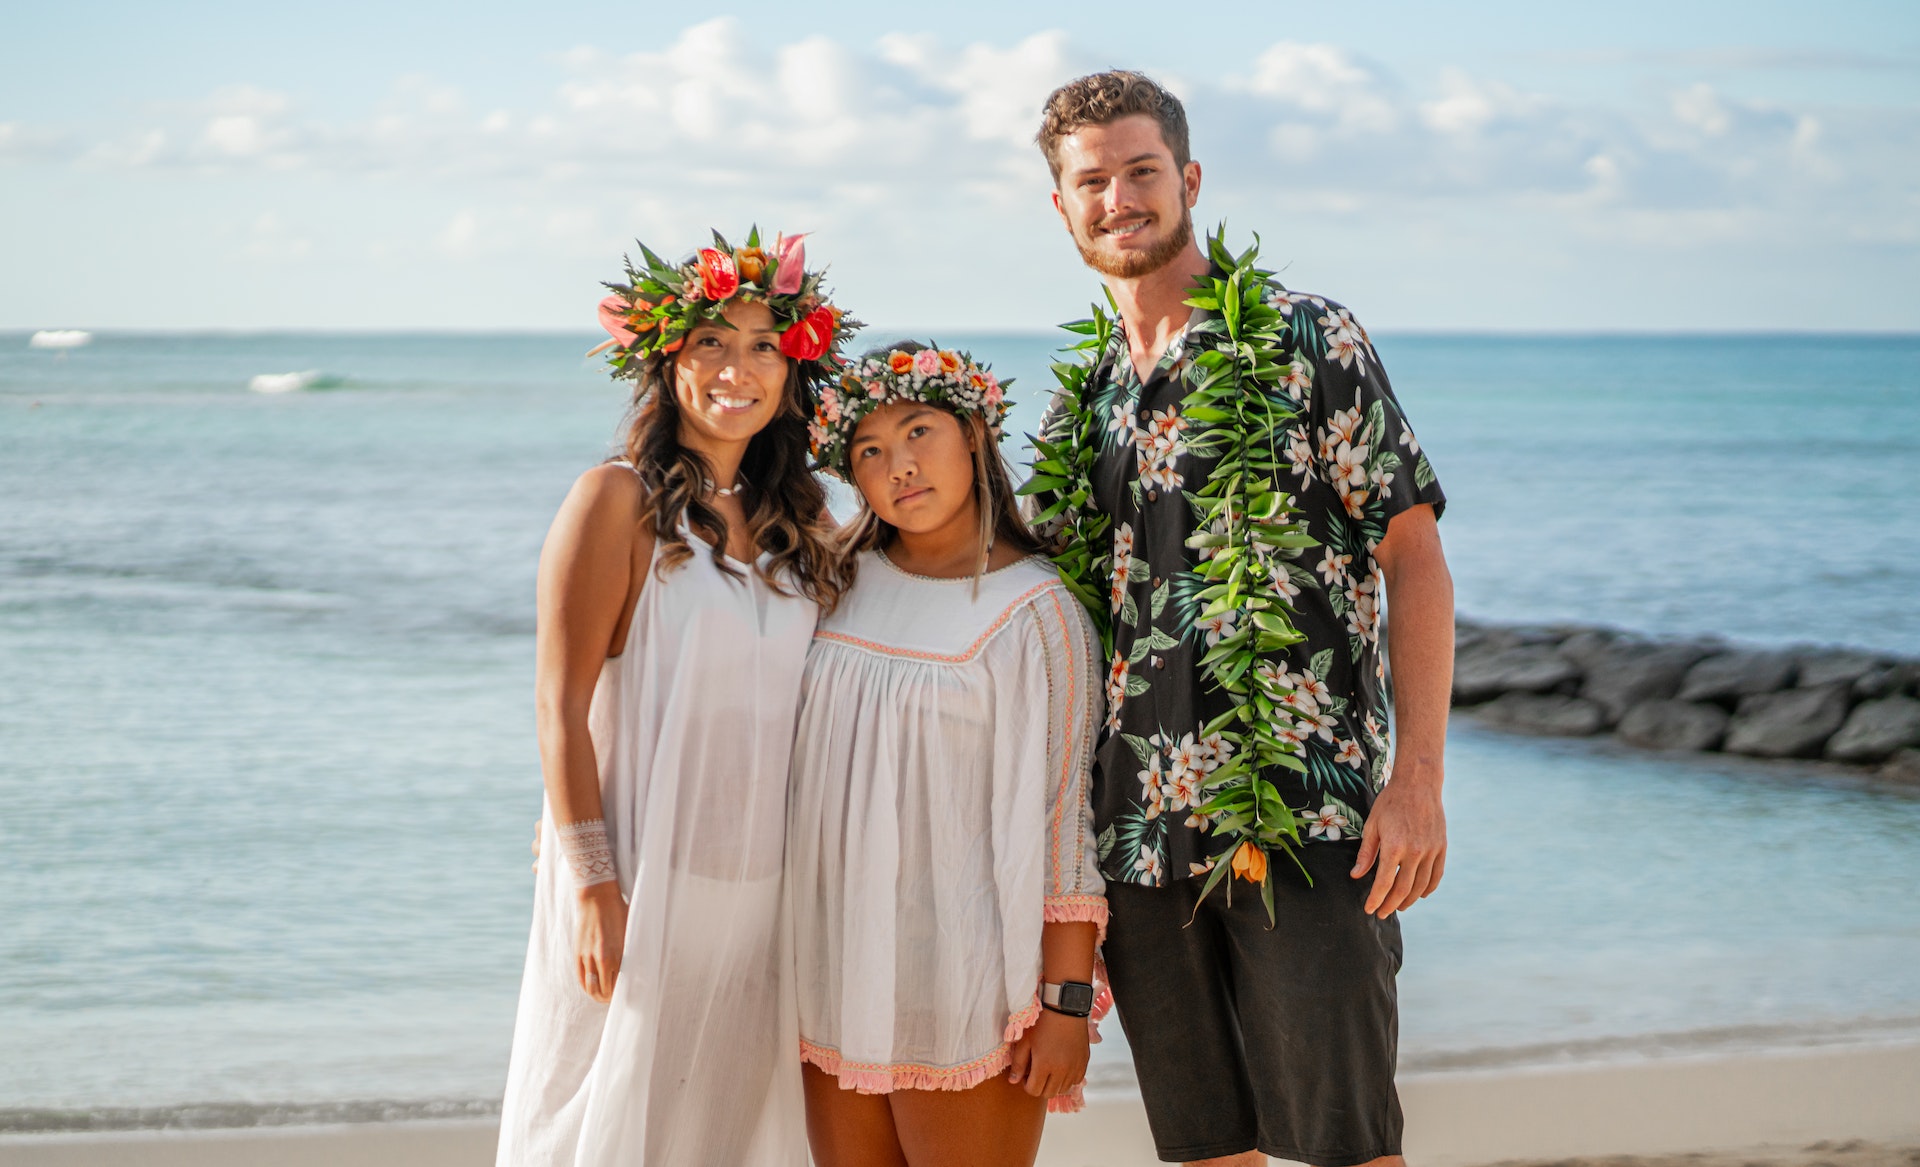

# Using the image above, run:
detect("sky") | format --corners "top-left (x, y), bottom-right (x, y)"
top-left (2, 0), bottom-right (1916, 332)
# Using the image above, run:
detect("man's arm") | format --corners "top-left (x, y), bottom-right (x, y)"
top-left (1352, 502), bottom-right (1453, 918)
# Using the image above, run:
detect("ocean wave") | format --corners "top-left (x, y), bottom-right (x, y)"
top-left (248, 371), bottom-right (347, 394)
top-left (0, 1097), bottom-right (499, 1134)
top-left (1398, 1014), bottom-right (1920, 1074)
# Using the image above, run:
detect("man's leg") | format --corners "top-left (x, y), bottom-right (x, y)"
top-left (1221, 841), bottom-right (1406, 1167)
top-left (1102, 880), bottom-right (1263, 1164)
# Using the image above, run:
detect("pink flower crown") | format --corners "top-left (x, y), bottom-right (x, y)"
top-left (810, 345), bottom-right (1011, 479)
top-left (590, 227), bottom-right (862, 383)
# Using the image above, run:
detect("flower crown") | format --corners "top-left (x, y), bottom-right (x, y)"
top-left (592, 227), bottom-right (861, 383)
top-left (810, 345), bottom-right (1012, 478)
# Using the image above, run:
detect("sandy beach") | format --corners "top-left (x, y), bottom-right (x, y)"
top-left (2, 1041), bottom-right (1914, 1167)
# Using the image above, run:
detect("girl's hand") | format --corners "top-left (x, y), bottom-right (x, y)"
top-left (574, 882), bottom-right (627, 1004)
top-left (1006, 1009), bottom-right (1091, 1099)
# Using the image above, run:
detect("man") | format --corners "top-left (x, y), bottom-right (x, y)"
top-left (1030, 71), bottom-right (1455, 1167)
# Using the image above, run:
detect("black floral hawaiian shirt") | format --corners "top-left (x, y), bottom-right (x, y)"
top-left (1036, 282), bottom-right (1446, 888)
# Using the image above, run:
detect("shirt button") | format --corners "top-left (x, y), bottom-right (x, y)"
top-left (1151, 655), bottom-right (1165, 670)
top-left (1152, 577), bottom-right (1163, 588)
top-left (1147, 491), bottom-right (1159, 502)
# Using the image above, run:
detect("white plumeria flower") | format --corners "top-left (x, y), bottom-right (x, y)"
top-left (1276, 723), bottom-right (1310, 748)
top-left (1325, 404), bottom-right (1364, 447)
top-left (1287, 426), bottom-right (1316, 482)
top-left (1194, 609), bottom-right (1239, 646)
top-left (1135, 845), bottom-right (1164, 883)
top-left (1200, 732), bottom-right (1233, 764)
top-left (1306, 805), bottom-right (1351, 841)
top-left (1328, 441), bottom-right (1371, 490)
top-left (1316, 548), bottom-right (1353, 586)
top-left (1334, 739), bottom-right (1367, 768)
top-left (1400, 428), bottom-right (1421, 456)
top-left (1294, 669), bottom-right (1332, 706)
top-left (1108, 402), bottom-right (1137, 436)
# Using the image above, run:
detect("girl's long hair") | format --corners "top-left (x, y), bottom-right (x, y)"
top-left (618, 350), bottom-right (848, 611)
top-left (836, 343), bottom-right (1046, 578)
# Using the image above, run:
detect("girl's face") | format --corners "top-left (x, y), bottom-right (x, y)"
top-left (671, 298), bottom-right (790, 450)
top-left (848, 403), bottom-right (978, 538)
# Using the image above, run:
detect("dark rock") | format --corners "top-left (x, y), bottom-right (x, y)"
top-left (1795, 649), bottom-right (1888, 690)
top-left (1555, 629), bottom-right (1619, 673)
top-left (1580, 642), bottom-right (1712, 724)
top-left (1472, 692), bottom-right (1606, 736)
top-left (1677, 650), bottom-right (1798, 703)
top-left (1452, 644), bottom-right (1582, 705)
top-left (1854, 661), bottom-right (1920, 700)
top-left (1617, 699), bottom-right (1730, 752)
top-left (1880, 749), bottom-right (1920, 786)
top-left (1825, 696), bottom-right (1920, 763)
top-left (1724, 684), bottom-right (1853, 758)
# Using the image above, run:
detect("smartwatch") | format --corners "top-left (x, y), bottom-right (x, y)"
top-left (1041, 980), bottom-right (1096, 1018)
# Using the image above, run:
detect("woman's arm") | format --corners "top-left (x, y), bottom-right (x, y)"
top-left (534, 463), bottom-right (647, 1004)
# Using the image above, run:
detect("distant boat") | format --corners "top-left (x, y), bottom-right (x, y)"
top-left (29, 330), bottom-right (92, 349)
top-left (248, 370), bottom-right (343, 394)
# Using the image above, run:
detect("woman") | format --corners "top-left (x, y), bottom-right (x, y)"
top-left (496, 230), bottom-right (857, 1166)
top-left (788, 343), bottom-right (1108, 1167)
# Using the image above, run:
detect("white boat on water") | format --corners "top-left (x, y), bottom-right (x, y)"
top-left (29, 330), bottom-right (92, 349)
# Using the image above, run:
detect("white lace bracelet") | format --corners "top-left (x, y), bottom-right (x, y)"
top-left (555, 818), bottom-right (617, 889)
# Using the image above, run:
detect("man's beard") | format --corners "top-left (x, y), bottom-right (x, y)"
top-left (1075, 208), bottom-right (1195, 278)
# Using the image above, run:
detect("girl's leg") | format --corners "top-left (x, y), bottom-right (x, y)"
top-left (888, 1074), bottom-right (1048, 1167)
top-left (803, 1063), bottom-right (909, 1167)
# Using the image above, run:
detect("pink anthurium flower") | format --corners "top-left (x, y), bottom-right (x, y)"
top-left (771, 232), bottom-right (808, 295)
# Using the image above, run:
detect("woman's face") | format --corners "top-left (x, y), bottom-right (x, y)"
top-left (849, 403), bottom-right (978, 538)
top-left (671, 298), bottom-right (790, 451)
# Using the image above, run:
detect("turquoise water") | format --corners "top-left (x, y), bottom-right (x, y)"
top-left (1, 331), bottom-right (1917, 1118)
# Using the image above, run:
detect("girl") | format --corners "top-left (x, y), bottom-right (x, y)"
top-left (496, 231), bottom-right (856, 1166)
top-left (788, 343), bottom-right (1107, 1167)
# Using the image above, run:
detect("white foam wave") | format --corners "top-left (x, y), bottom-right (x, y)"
top-left (249, 370), bottom-right (324, 394)
top-left (28, 329), bottom-right (92, 349)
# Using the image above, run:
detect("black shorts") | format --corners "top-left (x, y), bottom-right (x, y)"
top-left (1102, 841), bottom-right (1404, 1166)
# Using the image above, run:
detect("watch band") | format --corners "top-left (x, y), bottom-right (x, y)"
top-left (1041, 979), bottom-right (1096, 1018)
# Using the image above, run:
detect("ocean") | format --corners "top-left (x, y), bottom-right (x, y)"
top-left (2, 330), bottom-right (1918, 1126)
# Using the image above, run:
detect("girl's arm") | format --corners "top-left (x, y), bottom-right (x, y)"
top-left (534, 464), bottom-right (648, 1004)
top-left (1008, 591), bottom-right (1107, 1101)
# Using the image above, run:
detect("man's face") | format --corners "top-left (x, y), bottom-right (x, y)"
top-left (1051, 114), bottom-right (1200, 279)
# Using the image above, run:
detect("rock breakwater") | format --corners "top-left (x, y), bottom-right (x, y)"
top-left (1453, 620), bottom-right (1920, 783)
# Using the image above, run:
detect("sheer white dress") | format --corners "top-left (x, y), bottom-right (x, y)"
top-left (787, 551), bottom-right (1107, 1110)
top-left (496, 522), bottom-right (814, 1167)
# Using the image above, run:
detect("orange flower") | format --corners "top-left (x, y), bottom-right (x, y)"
top-left (737, 247), bottom-right (767, 284)
top-left (888, 351), bottom-right (915, 375)
top-left (1230, 841), bottom-right (1267, 884)
top-left (660, 335), bottom-right (685, 354)
top-left (938, 350), bottom-right (961, 374)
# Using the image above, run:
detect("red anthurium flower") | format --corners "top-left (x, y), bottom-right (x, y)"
top-left (778, 305), bottom-right (835, 361)
top-left (697, 249), bottom-right (739, 301)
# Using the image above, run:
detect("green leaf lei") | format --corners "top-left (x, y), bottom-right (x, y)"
top-left (1028, 226), bottom-right (1320, 923)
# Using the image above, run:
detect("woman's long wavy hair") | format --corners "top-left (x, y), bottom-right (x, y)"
top-left (617, 346), bottom-right (849, 612)
top-left (837, 342), bottom-right (1046, 580)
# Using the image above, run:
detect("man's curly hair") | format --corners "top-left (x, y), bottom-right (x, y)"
top-left (1035, 70), bottom-right (1191, 184)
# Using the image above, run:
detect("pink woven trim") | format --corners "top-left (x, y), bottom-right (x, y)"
top-left (813, 581), bottom-right (1064, 664)
top-left (800, 1035), bottom-right (1018, 1096)
top-left (1044, 895), bottom-right (1110, 944)
top-left (1044, 589), bottom-right (1079, 895)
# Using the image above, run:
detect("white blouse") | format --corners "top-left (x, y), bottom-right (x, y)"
top-left (787, 550), bottom-right (1105, 1104)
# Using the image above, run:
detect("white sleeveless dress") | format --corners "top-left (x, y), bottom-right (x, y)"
top-left (496, 520), bottom-right (815, 1167)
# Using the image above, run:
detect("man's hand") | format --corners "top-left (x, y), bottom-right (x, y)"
top-left (1007, 1009), bottom-right (1091, 1099)
top-left (1351, 766), bottom-right (1447, 918)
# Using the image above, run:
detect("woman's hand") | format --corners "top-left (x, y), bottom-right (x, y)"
top-left (1006, 1009), bottom-right (1091, 1099)
top-left (574, 882), bottom-right (627, 1004)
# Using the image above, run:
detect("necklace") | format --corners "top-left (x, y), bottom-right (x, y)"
top-left (703, 476), bottom-right (746, 498)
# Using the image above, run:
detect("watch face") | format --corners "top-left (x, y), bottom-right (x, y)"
top-left (1059, 982), bottom-right (1096, 1014)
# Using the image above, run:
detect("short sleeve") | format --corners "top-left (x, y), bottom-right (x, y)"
top-left (1294, 296), bottom-right (1446, 550)
top-left (1031, 585), bottom-right (1108, 938)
